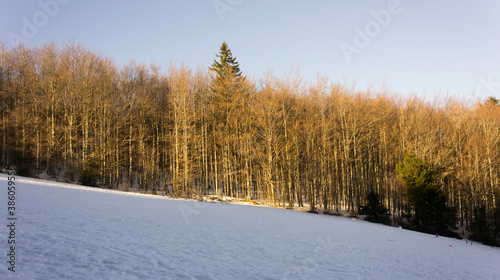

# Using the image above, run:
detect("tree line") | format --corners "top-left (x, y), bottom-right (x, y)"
top-left (1, 41), bottom-right (499, 244)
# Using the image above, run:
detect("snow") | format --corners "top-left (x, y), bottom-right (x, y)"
top-left (1, 174), bottom-right (499, 279)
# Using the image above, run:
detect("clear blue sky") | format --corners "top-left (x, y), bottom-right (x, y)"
top-left (1, 0), bottom-right (499, 102)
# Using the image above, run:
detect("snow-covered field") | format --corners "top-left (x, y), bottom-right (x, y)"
top-left (0, 174), bottom-right (499, 280)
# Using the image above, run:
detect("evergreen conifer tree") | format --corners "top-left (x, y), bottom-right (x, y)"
top-left (209, 41), bottom-right (242, 86)
top-left (207, 41), bottom-right (245, 123)
top-left (207, 41), bottom-right (247, 197)
top-left (396, 153), bottom-right (456, 233)
top-left (359, 191), bottom-right (391, 225)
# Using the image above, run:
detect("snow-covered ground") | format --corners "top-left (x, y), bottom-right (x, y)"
top-left (0, 174), bottom-right (499, 280)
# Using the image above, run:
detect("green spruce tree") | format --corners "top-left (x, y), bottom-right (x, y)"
top-left (208, 41), bottom-right (247, 197)
top-left (209, 41), bottom-right (242, 86)
top-left (486, 96), bottom-right (499, 106)
top-left (396, 153), bottom-right (456, 234)
top-left (359, 191), bottom-right (391, 225)
top-left (208, 41), bottom-right (245, 124)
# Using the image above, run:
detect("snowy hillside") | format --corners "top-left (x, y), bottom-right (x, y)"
top-left (1, 174), bottom-right (499, 280)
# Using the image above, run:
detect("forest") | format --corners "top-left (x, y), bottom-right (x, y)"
top-left (1, 41), bottom-right (499, 244)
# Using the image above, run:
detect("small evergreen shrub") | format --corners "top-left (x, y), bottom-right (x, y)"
top-left (359, 191), bottom-right (391, 225)
top-left (79, 158), bottom-right (101, 187)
